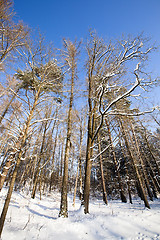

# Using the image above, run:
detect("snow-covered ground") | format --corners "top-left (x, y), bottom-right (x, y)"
top-left (0, 188), bottom-right (160, 240)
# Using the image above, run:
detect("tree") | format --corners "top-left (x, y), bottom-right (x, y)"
top-left (0, 76), bottom-right (20, 124)
top-left (0, 36), bottom-right (63, 237)
top-left (97, 131), bottom-right (108, 204)
top-left (73, 109), bottom-right (87, 206)
top-left (0, 0), bottom-right (28, 67)
top-left (0, 0), bottom-right (29, 124)
top-left (59, 39), bottom-right (80, 217)
top-left (83, 31), bottom-right (156, 213)
top-left (105, 117), bottom-right (127, 203)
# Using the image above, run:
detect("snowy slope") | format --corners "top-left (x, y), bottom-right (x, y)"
top-left (0, 188), bottom-right (160, 240)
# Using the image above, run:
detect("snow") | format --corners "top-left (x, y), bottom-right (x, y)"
top-left (0, 188), bottom-right (160, 240)
top-left (0, 157), bottom-right (3, 164)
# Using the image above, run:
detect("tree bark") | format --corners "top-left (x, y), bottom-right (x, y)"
top-left (97, 132), bottom-right (108, 204)
top-left (0, 89), bottom-right (19, 124)
top-left (130, 120), bottom-right (153, 201)
top-left (83, 98), bottom-right (96, 213)
top-left (144, 134), bottom-right (160, 179)
top-left (73, 164), bottom-right (79, 207)
top-left (73, 124), bottom-right (83, 206)
top-left (119, 140), bottom-right (133, 204)
top-left (31, 122), bottom-right (48, 199)
top-left (83, 127), bottom-right (92, 214)
top-left (119, 117), bottom-right (150, 209)
top-left (59, 40), bottom-right (77, 217)
top-left (49, 127), bottom-right (58, 192)
top-left (105, 118), bottom-right (127, 203)
top-left (0, 90), bottom-right (40, 238)
top-left (0, 155), bottom-right (14, 191)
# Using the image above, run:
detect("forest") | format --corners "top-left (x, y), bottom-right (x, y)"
top-left (0, 0), bottom-right (160, 239)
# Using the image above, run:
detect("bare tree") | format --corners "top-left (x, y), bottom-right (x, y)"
top-left (0, 0), bottom-right (28, 67)
top-left (59, 39), bottom-right (80, 217)
top-left (83, 31), bottom-right (156, 213)
top-left (0, 36), bottom-right (63, 237)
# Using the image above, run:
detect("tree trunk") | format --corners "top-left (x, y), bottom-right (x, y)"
top-left (0, 89), bottom-right (19, 124)
top-left (0, 145), bottom-right (9, 172)
top-left (119, 140), bottom-right (133, 204)
top-left (49, 127), bottom-right (58, 192)
top-left (83, 128), bottom-right (92, 214)
top-left (105, 118), bottom-right (127, 203)
top-left (0, 155), bottom-right (14, 191)
top-left (145, 157), bottom-right (160, 193)
top-left (59, 40), bottom-right (77, 217)
top-left (73, 164), bottom-right (79, 207)
top-left (0, 150), bottom-right (22, 236)
top-left (145, 134), bottom-right (160, 179)
top-left (119, 117), bottom-right (150, 209)
top-left (97, 132), bottom-right (108, 204)
top-left (73, 124), bottom-right (83, 206)
top-left (0, 90), bottom-right (40, 238)
top-left (82, 98), bottom-right (96, 213)
top-left (31, 123), bottom-right (47, 199)
top-left (79, 157), bottom-right (83, 201)
top-left (59, 127), bottom-right (72, 217)
top-left (136, 137), bottom-right (160, 194)
top-left (0, 124), bottom-right (22, 191)
top-left (130, 120), bottom-right (153, 201)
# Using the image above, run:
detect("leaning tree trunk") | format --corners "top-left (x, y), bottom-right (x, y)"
top-left (0, 89), bottom-right (19, 124)
top-left (119, 117), bottom-right (150, 209)
top-left (0, 90), bottom-right (40, 238)
top-left (0, 148), bottom-right (23, 237)
top-left (144, 134), bottom-right (160, 179)
top-left (144, 155), bottom-right (160, 193)
top-left (146, 169), bottom-right (158, 199)
top-left (0, 144), bottom-right (9, 172)
top-left (0, 155), bottom-right (14, 191)
top-left (130, 120), bottom-right (153, 201)
top-left (0, 118), bottom-right (21, 191)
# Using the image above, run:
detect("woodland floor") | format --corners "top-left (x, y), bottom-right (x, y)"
top-left (0, 188), bottom-right (160, 240)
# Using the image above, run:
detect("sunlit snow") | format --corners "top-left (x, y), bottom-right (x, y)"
top-left (0, 188), bottom-right (160, 240)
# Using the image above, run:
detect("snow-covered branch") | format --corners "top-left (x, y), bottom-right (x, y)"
top-left (30, 117), bottom-right (63, 126)
top-left (108, 107), bottom-right (156, 117)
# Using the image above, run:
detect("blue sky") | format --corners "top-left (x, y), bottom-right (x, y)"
top-left (14, 0), bottom-right (160, 104)
top-left (14, 0), bottom-right (160, 43)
